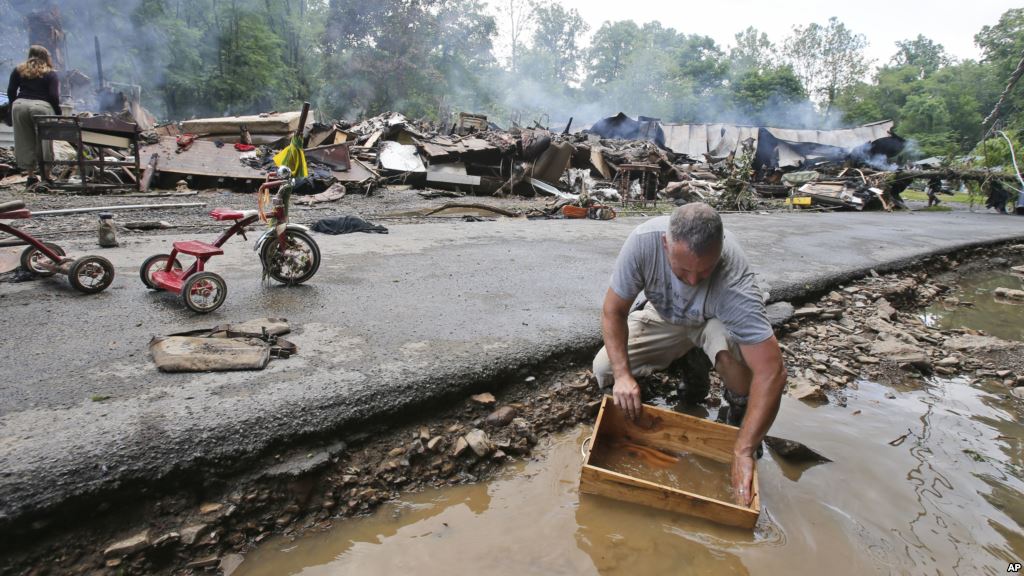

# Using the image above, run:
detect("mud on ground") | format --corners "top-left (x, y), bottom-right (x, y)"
top-left (4, 245), bottom-right (1024, 575)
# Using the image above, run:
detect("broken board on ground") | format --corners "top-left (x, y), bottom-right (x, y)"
top-left (580, 396), bottom-right (760, 529)
top-left (139, 137), bottom-right (266, 180)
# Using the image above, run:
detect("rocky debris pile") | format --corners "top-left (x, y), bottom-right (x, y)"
top-left (776, 250), bottom-right (1024, 405)
top-left (19, 366), bottom-right (605, 575)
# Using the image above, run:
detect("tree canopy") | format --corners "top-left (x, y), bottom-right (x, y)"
top-left (5, 1), bottom-right (1020, 161)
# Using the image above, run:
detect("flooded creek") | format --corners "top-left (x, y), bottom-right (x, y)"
top-left (923, 268), bottom-right (1024, 341)
top-left (235, 376), bottom-right (1024, 575)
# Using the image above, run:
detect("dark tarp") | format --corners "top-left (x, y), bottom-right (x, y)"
top-left (588, 113), bottom-right (666, 149)
top-left (311, 215), bottom-right (389, 234)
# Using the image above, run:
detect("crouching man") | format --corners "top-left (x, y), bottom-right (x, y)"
top-left (593, 204), bottom-right (787, 506)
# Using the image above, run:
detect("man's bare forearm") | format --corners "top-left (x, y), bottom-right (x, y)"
top-left (734, 364), bottom-right (786, 456)
top-left (601, 289), bottom-right (633, 381)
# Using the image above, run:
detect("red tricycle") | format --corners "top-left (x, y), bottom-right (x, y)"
top-left (0, 200), bottom-right (115, 293)
top-left (139, 168), bottom-right (321, 313)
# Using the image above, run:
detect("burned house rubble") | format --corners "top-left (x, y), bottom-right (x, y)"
top-left (7, 106), bottom-right (1021, 214)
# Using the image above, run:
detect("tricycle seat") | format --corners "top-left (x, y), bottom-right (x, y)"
top-left (0, 200), bottom-right (29, 219)
top-left (210, 208), bottom-right (258, 221)
top-left (173, 240), bottom-right (223, 257)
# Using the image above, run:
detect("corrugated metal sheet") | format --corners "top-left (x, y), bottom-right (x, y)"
top-left (661, 120), bottom-right (894, 159)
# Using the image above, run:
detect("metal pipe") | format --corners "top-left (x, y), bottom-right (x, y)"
top-left (31, 202), bottom-right (206, 217)
top-left (997, 130), bottom-right (1024, 190)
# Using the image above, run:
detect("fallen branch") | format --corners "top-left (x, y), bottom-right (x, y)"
top-left (984, 47), bottom-right (1024, 126)
top-left (423, 202), bottom-right (519, 218)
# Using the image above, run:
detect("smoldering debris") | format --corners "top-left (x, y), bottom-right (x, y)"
top-left (15, 99), bottom-right (1022, 215)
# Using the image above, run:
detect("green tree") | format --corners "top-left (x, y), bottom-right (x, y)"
top-left (890, 34), bottom-right (952, 79)
top-left (833, 81), bottom-right (884, 125)
top-left (729, 26), bottom-right (777, 73)
top-left (585, 20), bottom-right (641, 88)
top-left (976, 8), bottom-right (1024, 128)
top-left (730, 65), bottom-right (806, 122)
top-left (498, 0), bottom-right (535, 73)
top-left (971, 131), bottom-right (1024, 169)
top-left (523, 3), bottom-right (589, 83)
top-left (320, 0), bottom-right (497, 119)
top-left (674, 33), bottom-right (728, 91)
top-left (784, 17), bottom-right (872, 114)
top-left (209, 7), bottom-right (287, 114)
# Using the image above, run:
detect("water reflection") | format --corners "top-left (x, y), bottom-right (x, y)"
top-left (236, 378), bottom-right (1024, 576)
top-left (573, 493), bottom-right (750, 575)
top-left (923, 269), bottom-right (1024, 341)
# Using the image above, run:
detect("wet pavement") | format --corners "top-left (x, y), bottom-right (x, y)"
top-left (236, 376), bottom-right (1024, 575)
top-left (1, 210), bottom-right (1023, 527)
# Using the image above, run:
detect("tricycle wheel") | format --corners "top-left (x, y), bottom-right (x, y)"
top-left (261, 229), bottom-right (321, 285)
top-left (181, 271), bottom-right (227, 313)
top-left (68, 256), bottom-right (115, 294)
top-left (20, 242), bottom-right (65, 277)
top-left (140, 253), bottom-right (183, 289)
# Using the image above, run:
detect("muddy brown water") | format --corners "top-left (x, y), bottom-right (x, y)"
top-left (923, 268), bottom-right (1024, 341)
top-left (589, 443), bottom-right (735, 504)
top-left (235, 375), bottom-right (1024, 575)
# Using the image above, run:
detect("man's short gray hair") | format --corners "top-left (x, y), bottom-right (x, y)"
top-left (667, 203), bottom-right (723, 256)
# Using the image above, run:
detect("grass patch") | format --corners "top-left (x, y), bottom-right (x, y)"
top-left (902, 190), bottom-right (978, 205)
top-left (90, 395), bottom-right (111, 402)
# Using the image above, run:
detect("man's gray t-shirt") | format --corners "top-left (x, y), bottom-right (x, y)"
top-left (610, 216), bottom-right (773, 345)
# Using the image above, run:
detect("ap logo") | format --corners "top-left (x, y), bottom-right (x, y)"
top-left (1008, 563), bottom-right (1022, 573)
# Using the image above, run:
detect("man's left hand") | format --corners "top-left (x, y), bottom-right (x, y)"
top-left (731, 451), bottom-right (754, 507)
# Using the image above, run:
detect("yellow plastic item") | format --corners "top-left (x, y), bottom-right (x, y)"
top-left (273, 135), bottom-right (308, 178)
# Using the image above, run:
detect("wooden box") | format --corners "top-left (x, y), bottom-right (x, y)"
top-left (580, 396), bottom-right (760, 529)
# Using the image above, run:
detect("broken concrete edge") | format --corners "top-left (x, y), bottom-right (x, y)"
top-left (0, 337), bottom-right (602, 547)
top-left (1, 234), bottom-right (1021, 544)
top-left (762, 236), bottom-right (1024, 305)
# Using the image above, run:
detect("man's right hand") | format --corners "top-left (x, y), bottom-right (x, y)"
top-left (613, 375), bottom-right (642, 420)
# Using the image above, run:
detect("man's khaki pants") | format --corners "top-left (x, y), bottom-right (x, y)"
top-left (593, 302), bottom-right (746, 389)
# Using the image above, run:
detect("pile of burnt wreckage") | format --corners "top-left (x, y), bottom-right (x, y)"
top-left (15, 6), bottom-right (1014, 212)
top-left (13, 105), bottom-right (1020, 213)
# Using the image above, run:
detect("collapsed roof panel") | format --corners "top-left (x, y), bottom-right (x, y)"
top-left (639, 115), bottom-right (896, 165)
top-left (180, 110), bottom-right (311, 136)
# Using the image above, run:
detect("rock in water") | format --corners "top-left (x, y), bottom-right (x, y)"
top-left (764, 436), bottom-right (832, 463)
top-left (485, 406), bottom-right (517, 426)
top-left (464, 429), bottom-right (494, 457)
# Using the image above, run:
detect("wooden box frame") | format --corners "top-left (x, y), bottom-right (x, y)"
top-left (580, 396), bottom-right (760, 529)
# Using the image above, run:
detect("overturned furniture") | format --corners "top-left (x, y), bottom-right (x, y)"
top-left (580, 396), bottom-right (760, 529)
top-left (616, 163), bottom-right (660, 208)
top-left (35, 115), bottom-right (141, 192)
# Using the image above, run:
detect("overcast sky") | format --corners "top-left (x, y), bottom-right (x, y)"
top-left (497, 0), bottom-right (1019, 67)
